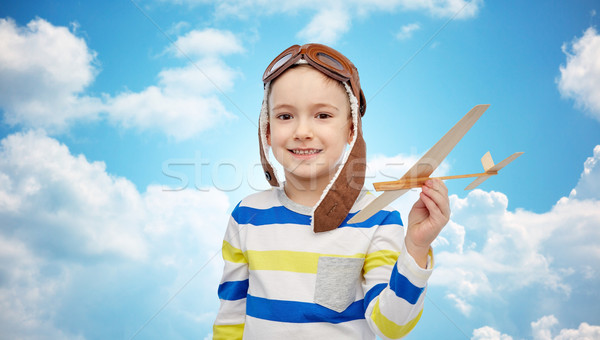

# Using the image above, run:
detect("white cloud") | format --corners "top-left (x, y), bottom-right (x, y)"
top-left (0, 236), bottom-right (80, 340)
top-left (169, 28), bottom-right (244, 58)
top-left (558, 27), bottom-right (600, 121)
top-left (474, 315), bottom-right (600, 340)
top-left (446, 292), bottom-right (473, 315)
top-left (0, 131), bottom-right (230, 338)
top-left (400, 0), bottom-right (483, 19)
top-left (297, 7), bottom-right (351, 45)
top-left (107, 56), bottom-right (238, 140)
top-left (0, 17), bottom-right (103, 131)
top-left (0, 18), bottom-right (241, 139)
top-left (106, 28), bottom-right (242, 140)
top-left (471, 326), bottom-right (513, 340)
top-left (108, 87), bottom-right (231, 140)
top-left (0, 130), bottom-right (147, 260)
top-left (569, 145), bottom-right (600, 200)
top-left (396, 22), bottom-right (421, 40)
top-left (158, 57), bottom-right (239, 96)
top-left (532, 315), bottom-right (559, 340)
top-left (553, 322), bottom-right (600, 340)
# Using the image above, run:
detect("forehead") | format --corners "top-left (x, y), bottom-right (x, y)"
top-left (268, 66), bottom-right (348, 105)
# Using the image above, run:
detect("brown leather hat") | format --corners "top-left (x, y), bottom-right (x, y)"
top-left (259, 44), bottom-right (367, 232)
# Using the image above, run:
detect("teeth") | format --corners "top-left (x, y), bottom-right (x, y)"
top-left (292, 149), bottom-right (320, 155)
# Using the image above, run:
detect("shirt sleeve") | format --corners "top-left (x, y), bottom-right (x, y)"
top-left (362, 210), bottom-right (434, 340)
top-left (213, 212), bottom-right (248, 340)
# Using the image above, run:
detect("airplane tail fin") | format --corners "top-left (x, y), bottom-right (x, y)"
top-left (464, 151), bottom-right (524, 190)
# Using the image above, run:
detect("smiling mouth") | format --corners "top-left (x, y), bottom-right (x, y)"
top-left (289, 148), bottom-right (322, 155)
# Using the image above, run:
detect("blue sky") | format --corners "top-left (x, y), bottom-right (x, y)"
top-left (1, 1), bottom-right (599, 339)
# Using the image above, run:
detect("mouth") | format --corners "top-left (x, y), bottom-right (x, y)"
top-left (289, 148), bottom-right (322, 156)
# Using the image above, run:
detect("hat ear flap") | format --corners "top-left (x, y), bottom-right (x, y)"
top-left (259, 123), bottom-right (279, 187)
top-left (266, 122), bottom-right (271, 146)
top-left (312, 127), bottom-right (366, 232)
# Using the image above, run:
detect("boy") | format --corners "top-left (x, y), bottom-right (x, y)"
top-left (213, 44), bottom-right (450, 339)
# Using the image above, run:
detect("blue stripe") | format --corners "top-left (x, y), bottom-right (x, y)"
top-left (342, 209), bottom-right (403, 228)
top-left (363, 283), bottom-right (387, 311)
top-left (218, 279), bottom-right (249, 301)
top-left (389, 262), bottom-right (424, 304)
top-left (232, 205), bottom-right (311, 226)
top-left (232, 204), bottom-right (403, 228)
top-left (380, 209), bottom-right (403, 226)
top-left (246, 295), bottom-right (365, 324)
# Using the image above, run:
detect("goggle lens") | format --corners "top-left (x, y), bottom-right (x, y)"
top-left (269, 53), bottom-right (292, 74)
top-left (316, 52), bottom-right (344, 71)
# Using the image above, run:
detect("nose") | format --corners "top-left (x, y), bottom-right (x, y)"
top-left (293, 116), bottom-right (313, 140)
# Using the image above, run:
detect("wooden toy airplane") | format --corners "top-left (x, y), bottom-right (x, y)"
top-left (348, 104), bottom-right (523, 224)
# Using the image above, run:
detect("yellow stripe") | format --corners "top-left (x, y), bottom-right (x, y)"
top-left (428, 247), bottom-right (435, 269)
top-left (222, 241), bottom-right (247, 264)
top-left (363, 250), bottom-right (400, 274)
top-left (213, 323), bottom-right (244, 340)
top-left (247, 250), bottom-right (365, 273)
top-left (371, 300), bottom-right (423, 339)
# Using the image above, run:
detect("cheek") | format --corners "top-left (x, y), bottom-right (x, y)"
top-left (268, 125), bottom-right (287, 146)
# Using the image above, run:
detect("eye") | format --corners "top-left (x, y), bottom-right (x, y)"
top-left (276, 113), bottom-right (292, 120)
top-left (316, 112), bottom-right (332, 119)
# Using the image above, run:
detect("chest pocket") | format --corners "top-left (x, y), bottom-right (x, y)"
top-left (314, 256), bottom-right (365, 313)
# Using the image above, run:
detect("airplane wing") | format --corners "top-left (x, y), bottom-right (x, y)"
top-left (348, 104), bottom-right (490, 224)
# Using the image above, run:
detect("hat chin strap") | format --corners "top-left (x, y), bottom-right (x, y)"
top-left (259, 81), bottom-right (366, 232)
top-left (312, 128), bottom-right (366, 232)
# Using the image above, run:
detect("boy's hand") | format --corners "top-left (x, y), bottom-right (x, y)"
top-left (406, 179), bottom-right (450, 268)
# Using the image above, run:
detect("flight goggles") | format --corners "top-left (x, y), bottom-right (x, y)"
top-left (262, 43), bottom-right (366, 116)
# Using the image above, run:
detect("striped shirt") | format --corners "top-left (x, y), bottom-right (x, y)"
top-left (213, 188), bottom-right (433, 339)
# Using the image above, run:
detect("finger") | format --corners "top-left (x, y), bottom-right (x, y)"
top-left (436, 179), bottom-right (448, 195)
top-left (420, 192), bottom-right (450, 230)
top-left (426, 179), bottom-right (448, 195)
top-left (420, 188), bottom-right (442, 217)
top-left (413, 197), bottom-right (426, 209)
top-left (422, 183), bottom-right (446, 207)
top-left (422, 185), bottom-right (450, 219)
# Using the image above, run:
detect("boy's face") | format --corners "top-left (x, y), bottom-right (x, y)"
top-left (268, 66), bottom-right (352, 188)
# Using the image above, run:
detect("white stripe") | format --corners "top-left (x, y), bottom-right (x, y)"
top-left (396, 242), bottom-right (432, 285)
top-left (248, 271), bottom-right (317, 302)
top-left (214, 299), bottom-right (247, 325)
top-left (244, 316), bottom-right (376, 340)
top-left (363, 265), bottom-right (395, 285)
top-left (219, 262), bottom-right (248, 282)
top-left (239, 189), bottom-right (281, 210)
top-left (242, 223), bottom-right (377, 253)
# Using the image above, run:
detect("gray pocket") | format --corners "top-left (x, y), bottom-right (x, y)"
top-left (314, 256), bottom-right (365, 313)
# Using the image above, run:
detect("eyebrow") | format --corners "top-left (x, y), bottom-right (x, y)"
top-left (271, 104), bottom-right (294, 111)
top-left (313, 103), bottom-right (341, 112)
top-left (271, 103), bottom-right (341, 112)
